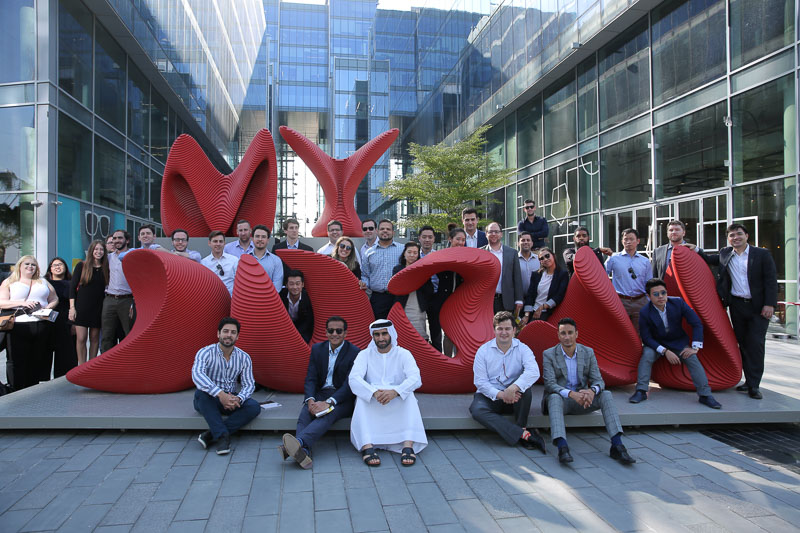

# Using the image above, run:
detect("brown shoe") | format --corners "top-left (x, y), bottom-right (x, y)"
top-left (278, 444), bottom-right (289, 461)
top-left (282, 433), bottom-right (313, 469)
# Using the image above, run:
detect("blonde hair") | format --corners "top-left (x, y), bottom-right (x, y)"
top-left (332, 236), bottom-right (359, 272)
top-left (8, 255), bottom-right (42, 284)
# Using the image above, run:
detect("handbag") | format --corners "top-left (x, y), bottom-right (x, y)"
top-left (0, 280), bottom-right (33, 331)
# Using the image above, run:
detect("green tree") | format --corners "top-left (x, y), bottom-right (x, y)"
top-left (380, 125), bottom-right (515, 234)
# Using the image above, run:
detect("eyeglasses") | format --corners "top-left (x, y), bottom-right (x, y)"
top-left (326, 328), bottom-right (344, 334)
top-left (362, 226), bottom-right (375, 231)
top-left (650, 290), bottom-right (667, 297)
top-left (338, 243), bottom-right (352, 250)
top-left (628, 267), bottom-right (637, 279)
top-left (539, 253), bottom-right (552, 260)
top-left (172, 237), bottom-right (187, 242)
top-left (487, 230), bottom-right (501, 234)
top-left (216, 264), bottom-right (225, 276)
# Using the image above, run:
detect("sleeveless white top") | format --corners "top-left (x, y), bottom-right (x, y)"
top-left (9, 280), bottom-right (50, 322)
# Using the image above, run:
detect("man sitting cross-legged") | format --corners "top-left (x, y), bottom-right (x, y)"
top-left (280, 316), bottom-right (360, 469)
top-left (542, 317), bottom-right (634, 465)
top-left (470, 311), bottom-right (547, 453)
top-left (193, 317), bottom-right (261, 455)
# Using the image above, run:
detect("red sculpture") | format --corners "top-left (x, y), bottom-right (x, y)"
top-left (387, 248), bottom-right (498, 393)
top-left (161, 129), bottom-right (278, 237)
top-left (279, 126), bottom-right (399, 238)
top-left (651, 246), bottom-right (742, 391)
top-left (66, 250), bottom-right (231, 393)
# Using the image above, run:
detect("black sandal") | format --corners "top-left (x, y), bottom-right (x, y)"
top-left (361, 447), bottom-right (380, 467)
top-left (401, 447), bottom-right (416, 466)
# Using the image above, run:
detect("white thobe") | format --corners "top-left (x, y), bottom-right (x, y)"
top-left (348, 346), bottom-right (428, 454)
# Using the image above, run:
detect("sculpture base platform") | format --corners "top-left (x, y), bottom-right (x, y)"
top-left (1, 378), bottom-right (798, 431)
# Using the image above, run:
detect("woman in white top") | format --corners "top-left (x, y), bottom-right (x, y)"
top-left (520, 247), bottom-right (569, 325)
top-left (0, 255), bottom-right (59, 391)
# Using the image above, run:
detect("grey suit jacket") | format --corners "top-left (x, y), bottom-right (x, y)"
top-left (542, 343), bottom-right (605, 399)
top-left (652, 244), bottom-right (669, 279)
top-left (482, 244), bottom-right (523, 311)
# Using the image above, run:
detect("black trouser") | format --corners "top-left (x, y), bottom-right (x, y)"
top-left (469, 388), bottom-right (533, 446)
top-left (51, 316), bottom-right (78, 379)
top-left (730, 296), bottom-right (770, 389)
top-left (8, 321), bottom-right (52, 391)
top-left (427, 292), bottom-right (446, 352)
top-left (370, 291), bottom-right (395, 320)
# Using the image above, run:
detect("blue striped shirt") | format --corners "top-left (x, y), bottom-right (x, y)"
top-left (361, 240), bottom-right (404, 292)
top-left (191, 343), bottom-right (255, 402)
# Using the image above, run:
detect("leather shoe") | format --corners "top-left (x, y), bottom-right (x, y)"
top-left (699, 395), bottom-right (722, 409)
top-left (558, 446), bottom-right (573, 464)
top-left (628, 390), bottom-right (647, 404)
top-left (278, 444), bottom-right (289, 461)
top-left (736, 384), bottom-right (749, 392)
top-left (610, 444), bottom-right (636, 464)
top-left (520, 430), bottom-right (546, 454)
top-left (748, 388), bottom-right (763, 400)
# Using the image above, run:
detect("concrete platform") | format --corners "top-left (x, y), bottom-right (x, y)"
top-left (1, 376), bottom-right (798, 431)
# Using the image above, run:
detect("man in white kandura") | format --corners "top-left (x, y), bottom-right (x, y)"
top-left (349, 319), bottom-right (427, 467)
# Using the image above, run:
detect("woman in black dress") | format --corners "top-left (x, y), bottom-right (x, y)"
top-left (438, 228), bottom-right (466, 357)
top-left (45, 258), bottom-right (78, 378)
top-left (69, 240), bottom-right (108, 364)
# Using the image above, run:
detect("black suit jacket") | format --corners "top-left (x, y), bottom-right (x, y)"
top-left (304, 340), bottom-right (360, 405)
top-left (279, 288), bottom-right (315, 342)
top-left (705, 245), bottom-right (778, 311)
top-left (524, 268), bottom-right (569, 313)
top-left (392, 264), bottom-right (435, 312)
top-left (272, 239), bottom-right (314, 252)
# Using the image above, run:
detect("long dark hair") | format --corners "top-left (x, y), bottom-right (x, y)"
top-left (79, 240), bottom-right (110, 287)
top-left (398, 242), bottom-right (421, 267)
top-left (537, 247), bottom-right (560, 274)
top-left (45, 257), bottom-right (72, 281)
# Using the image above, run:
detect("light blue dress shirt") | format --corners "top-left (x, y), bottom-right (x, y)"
top-left (362, 241), bottom-right (404, 292)
top-left (248, 250), bottom-right (284, 290)
top-left (605, 251), bottom-right (650, 296)
top-left (473, 338), bottom-right (540, 401)
top-left (224, 240), bottom-right (254, 258)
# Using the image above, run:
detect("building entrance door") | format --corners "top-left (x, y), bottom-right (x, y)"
top-left (653, 192), bottom-right (729, 252)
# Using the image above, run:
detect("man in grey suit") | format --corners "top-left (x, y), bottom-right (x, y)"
top-left (652, 219), bottom-right (702, 279)
top-left (542, 318), bottom-right (635, 465)
top-left (483, 222), bottom-right (523, 316)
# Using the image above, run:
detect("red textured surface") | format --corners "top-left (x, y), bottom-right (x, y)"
top-left (280, 126), bottom-right (398, 238)
top-left (387, 248), bottom-right (498, 393)
top-left (231, 255), bottom-right (310, 392)
top-left (651, 246), bottom-right (742, 391)
top-left (516, 321), bottom-right (559, 384)
top-left (161, 130), bottom-right (278, 237)
top-left (544, 246), bottom-right (640, 386)
top-left (276, 249), bottom-right (374, 348)
top-left (66, 250), bottom-right (231, 393)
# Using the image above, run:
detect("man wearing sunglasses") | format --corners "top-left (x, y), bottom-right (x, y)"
top-left (359, 218), bottom-right (378, 260)
top-left (280, 316), bottom-right (359, 469)
top-left (605, 228), bottom-right (651, 329)
top-left (201, 231), bottom-right (239, 295)
top-left (630, 278), bottom-right (721, 409)
top-left (517, 199), bottom-right (548, 249)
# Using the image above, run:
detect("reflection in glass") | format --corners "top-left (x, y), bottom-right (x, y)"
top-left (654, 102), bottom-right (728, 198)
top-left (730, 0), bottom-right (795, 70)
top-left (150, 171), bottom-right (162, 223)
top-left (94, 136), bottom-right (125, 211)
top-left (0, 192), bottom-right (34, 261)
top-left (95, 24), bottom-right (126, 130)
top-left (126, 157), bottom-right (148, 219)
top-left (0, 0), bottom-right (35, 83)
top-left (600, 132), bottom-right (651, 209)
top-left (58, 0), bottom-right (93, 109)
top-left (577, 151), bottom-right (599, 214)
top-left (731, 75), bottom-right (795, 183)
top-left (517, 95), bottom-right (543, 167)
top-left (57, 112), bottom-right (92, 201)
top-left (0, 106), bottom-right (35, 191)
top-left (543, 72), bottom-right (576, 156)
top-left (598, 18), bottom-right (649, 130)
top-left (577, 57), bottom-right (597, 141)
top-left (150, 91), bottom-right (169, 162)
top-left (128, 61), bottom-right (150, 149)
top-left (651, 0), bottom-right (726, 106)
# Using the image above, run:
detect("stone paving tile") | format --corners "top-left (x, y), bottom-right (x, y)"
top-left (279, 491), bottom-right (314, 532)
top-left (315, 509), bottom-right (353, 533)
top-left (408, 481), bottom-right (458, 525)
top-left (56, 504), bottom-right (113, 533)
top-left (19, 485), bottom-right (86, 531)
top-left (70, 453), bottom-right (124, 487)
top-left (382, 503), bottom-right (425, 533)
top-left (45, 444), bottom-right (83, 460)
top-left (165, 520), bottom-right (205, 533)
top-left (307, 441), bottom-right (341, 473)
top-left (0, 489), bottom-right (27, 514)
top-left (173, 480), bottom-right (220, 522)
top-left (345, 486), bottom-right (387, 532)
top-left (12, 471), bottom-right (80, 510)
top-left (206, 495), bottom-right (248, 533)
top-left (6, 458), bottom-right (67, 493)
top-left (245, 476), bottom-right (281, 517)
top-left (133, 452), bottom-right (179, 484)
top-left (242, 514), bottom-right (277, 533)
top-left (478, 460), bottom-right (536, 495)
top-left (370, 468), bottom-right (413, 506)
top-left (445, 448), bottom-right (490, 480)
top-left (466, 476), bottom-right (525, 519)
top-left (448, 497), bottom-right (502, 532)
top-left (497, 516), bottom-right (542, 532)
top-left (425, 463), bottom-right (476, 501)
top-left (85, 468), bottom-right (138, 505)
top-left (129, 501), bottom-right (180, 533)
top-left (511, 492), bottom-right (576, 532)
top-left (1, 509), bottom-right (39, 533)
top-left (100, 482), bottom-right (159, 526)
top-left (313, 472), bottom-right (348, 510)
top-left (748, 514), bottom-right (799, 533)
top-left (103, 441), bottom-right (139, 456)
top-left (173, 442), bottom-right (207, 467)
top-left (194, 449), bottom-right (232, 481)
top-left (457, 434), bottom-right (504, 463)
top-left (219, 461), bottom-right (255, 497)
top-left (157, 438), bottom-right (190, 455)
top-left (427, 524), bottom-right (467, 533)
top-left (254, 448), bottom-right (284, 478)
top-left (58, 444), bottom-right (110, 472)
top-left (229, 442), bottom-right (260, 464)
top-left (153, 465), bottom-right (200, 501)
top-left (283, 463), bottom-right (313, 492)
top-left (118, 441), bottom-right (161, 469)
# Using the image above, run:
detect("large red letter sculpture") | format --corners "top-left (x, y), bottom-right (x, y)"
top-left (387, 248), bottom-right (499, 393)
top-left (161, 129), bottom-right (278, 237)
top-left (66, 250), bottom-right (231, 393)
top-left (279, 126), bottom-right (399, 238)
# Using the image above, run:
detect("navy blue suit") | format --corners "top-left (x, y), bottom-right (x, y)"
top-left (636, 297), bottom-right (710, 396)
top-left (467, 230), bottom-right (488, 248)
top-left (296, 340), bottom-right (360, 450)
top-left (517, 216), bottom-right (549, 249)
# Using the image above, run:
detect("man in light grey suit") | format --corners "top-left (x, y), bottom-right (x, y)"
top-left (483, 222), bottom-right (523, 317)
top-left (652, 219), bottom-right (702, 279)
top-left (542, 317), bottom-right (635, 465)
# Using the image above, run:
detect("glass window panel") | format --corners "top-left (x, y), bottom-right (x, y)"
top-left (517, 94), bottom-right (543, 166)
top-left (94, 135), bottom-right (125, 211)
top-left (731, 49), bottom-right (794, 93)
top-left (0, 192), bottom-right (34, 261)
top-left (487, 124), bottom-right (504, 168)
top-left (94, 23), bottom-right (126, 130)
top-left (505, 184), bottom-right (517, 229)
top-left (517, 178), bottom-right (533, 222)
top-left (577, 151), bottom-right (599, 213)
top-left (598, 18), bottom-right (650, 130)
top-left (730, 0), bottom-right (795, 70)
top-left (57, 112), bottom-right (92, 201)
top-left (654, 101), bottom-right (728, 198)
top-left (0, 0), bottom-right (35, 83)
top-left (600, 132), bottom-right (651, 209)
top-left (150, 171), bottom-right (162, 223)
top-left (127, 61), bottom-right (150, 149)
top-left (487, 187), bottom-right (505, 227)
top-left (543, 72), bottom-right (576, 156)
top-left (731, 74), bottom-right (796, 183)
top-left (58, 0), bottom-right (93, 109)
top-left (504, 114), bottom-right (517, 169)
top-left (150, 91), bottom-right (169, 162)
top-left (651, 0), bottom-right (726, 106)
top-left (0, 106), bottom-right (35, 191)
top-left (577, 57), bottom-right (597, 141)
top-left (653, 79), bottom-right (726, 125)
top-left (56, 195), bottom-right (89, 264)
top-left (126, 156), bottom-right (148, 218)
top-left (636, 208), bottom-right (652, 248)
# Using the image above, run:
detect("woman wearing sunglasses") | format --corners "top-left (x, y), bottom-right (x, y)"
top-left (520, 247), bottom-right (569, 325)
top-left (331, 236), bottom-right (366, 290)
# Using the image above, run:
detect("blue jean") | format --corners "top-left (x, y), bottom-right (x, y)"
top-left (636, 346), bottom-right (712, 397)
top-left (193, 390), bottom-right (261, 439)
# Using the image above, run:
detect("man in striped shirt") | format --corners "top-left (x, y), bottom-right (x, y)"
top-left (192, 317), bottom-right (260, 455)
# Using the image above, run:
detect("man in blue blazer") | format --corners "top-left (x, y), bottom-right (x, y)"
top-left (462, 207), bottom-right (488, 248)
top-left (630, 279), bottom-right (721, 409)
top-left (281, 316), bottom-right (360, 469)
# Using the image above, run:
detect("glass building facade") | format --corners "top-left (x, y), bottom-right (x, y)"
top-left (2, 0), bottom-right (798, 336)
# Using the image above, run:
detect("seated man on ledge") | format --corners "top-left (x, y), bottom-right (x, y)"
top-left (349, 319), bottom-right (427, 467)
top-left (279, 269), bottom-right (314, 343)
top-left (543, 318), bottom-right (634, 465)
top-left (280, 316), bottom-right (360, 469)
top-left (631, 278), bottom-right (722, 410)
top-left (192, 317), bottom-right (260, 455)
top-left (470, 311), bottom-right (546, 453)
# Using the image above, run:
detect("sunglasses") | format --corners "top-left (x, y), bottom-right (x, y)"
top-left (539, 253), bottom-right (552, 259)
top-left (650, 290), bottom-right (667, 297)
top-left (338, 243), bottom-right (352, 250)
top-left (362, 226), bottom-right (375, 231)
top-left (216, 264), bottom-right (225, 276)
top-left (326, 328), bottom-right (344, 334)
top-left (628, 267), bottom-right (637, 279)
top-left (525, 206), bottom-right (536, 209)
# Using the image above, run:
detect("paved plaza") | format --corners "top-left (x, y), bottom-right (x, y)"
top-left (0, 340), bottom-right (799, 532)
